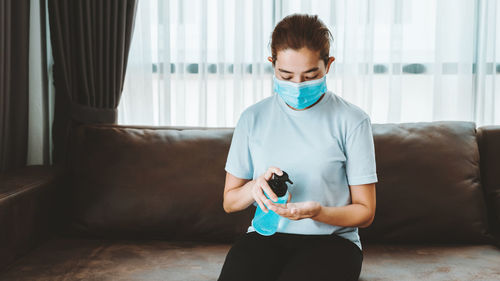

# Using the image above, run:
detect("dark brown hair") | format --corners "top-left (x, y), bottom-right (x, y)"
top-left (270, 14), bottom-right (333, 67)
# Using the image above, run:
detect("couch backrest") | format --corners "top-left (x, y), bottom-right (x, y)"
top-left (358, 121), bottom-right (493, 244)
top-left (66, 121), bottom-right (495, 244)
top-left (67, 124), bottom-right (252, 242)
top-left (477, 125), bottom-right (500, 242)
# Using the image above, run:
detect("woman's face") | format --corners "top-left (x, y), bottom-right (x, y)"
top-left (268, 47), bottom-right (335, 83)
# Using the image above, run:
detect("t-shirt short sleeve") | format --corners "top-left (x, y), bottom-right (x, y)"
top-left (345, 117), bottom-right (378, 185)
top-left (225, 112), bottom-right (254, 180)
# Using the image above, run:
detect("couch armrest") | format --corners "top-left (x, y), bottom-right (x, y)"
top-left (477, 125), bottom-right (500, 245)
top-left (0, 165), bottom-right (64, 272)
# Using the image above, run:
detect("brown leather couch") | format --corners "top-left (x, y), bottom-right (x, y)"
top-left (1, 121), bottom-right (500, 280)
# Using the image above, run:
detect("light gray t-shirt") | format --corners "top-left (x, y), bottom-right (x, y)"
top-left (224, 90), bottom-right (378, 251)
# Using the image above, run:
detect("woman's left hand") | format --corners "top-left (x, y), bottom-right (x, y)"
top-left (266, 198), bottom-right (321, 220)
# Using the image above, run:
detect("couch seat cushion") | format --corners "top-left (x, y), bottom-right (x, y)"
top-left (1, 235), bottom-right (499, 281)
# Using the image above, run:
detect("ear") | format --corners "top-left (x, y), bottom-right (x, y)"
top-left (267, 56), bottom-right (274, 65)
top-left (325, 56), bottom-right (335, 74)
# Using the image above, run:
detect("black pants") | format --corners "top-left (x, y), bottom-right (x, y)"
top-left (217, 231), bottom-right (363, 281)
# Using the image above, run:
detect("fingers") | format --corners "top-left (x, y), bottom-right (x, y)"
top-left (264, 166), bottom-right (283, 181)
top-left (263, 166), bottom-right (283, 202)
top-left (261, 182), bottom-right (278, 202)
top-left (253, 181), bottom-right (275, 212)
top-left (269, 205), bottom-right (298, 219)
top-left (268, 202), bottom-right (302, 220)
top-left (253, 167), bottom-right (285, 212)
top-left (253, 187), bottom-right (268, 212)
top-left (259, 187), bottom-right (275, 210)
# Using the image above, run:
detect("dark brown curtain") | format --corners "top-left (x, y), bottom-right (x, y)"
top-left (0, 0), bottom-right (30, 173)
top-left (47, 0), bottom-right (138, 166)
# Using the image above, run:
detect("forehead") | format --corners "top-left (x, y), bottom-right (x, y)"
top-left (276, 47), bottom-right (322, 72)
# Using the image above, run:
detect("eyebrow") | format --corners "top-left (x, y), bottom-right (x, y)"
top-left (278, 67), bottom-right (319, 74)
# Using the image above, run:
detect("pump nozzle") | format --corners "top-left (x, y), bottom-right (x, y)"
top-left (268, 171), bottom-right (293, 197)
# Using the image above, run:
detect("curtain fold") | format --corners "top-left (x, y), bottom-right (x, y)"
top-left (47, 0), bottom-right (138, 166)
top-left (0, 0), bottom-right (30, 173)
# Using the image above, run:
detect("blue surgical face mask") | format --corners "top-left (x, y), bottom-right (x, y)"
top-left (273, 74), bottom-right (327, 109)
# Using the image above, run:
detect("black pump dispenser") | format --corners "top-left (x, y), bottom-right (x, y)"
top-left (268, 171), bottom-right (293, 197)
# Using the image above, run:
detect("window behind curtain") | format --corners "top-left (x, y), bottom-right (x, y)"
top-left (118, 0), bottom-right (500, 127)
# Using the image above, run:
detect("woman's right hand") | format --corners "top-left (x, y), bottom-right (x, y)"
top-left (251, 166), bottom-right (284, 213)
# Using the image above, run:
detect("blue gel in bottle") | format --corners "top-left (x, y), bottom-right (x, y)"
top-left (252, 171), bottom-right (293, 236)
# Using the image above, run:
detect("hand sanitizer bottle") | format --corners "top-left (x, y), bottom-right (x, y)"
top-left (252, 171), bottom-right (293, 236)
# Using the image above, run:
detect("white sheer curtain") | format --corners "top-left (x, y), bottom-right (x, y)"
top-left (118, 0), bottom-right (500, 127)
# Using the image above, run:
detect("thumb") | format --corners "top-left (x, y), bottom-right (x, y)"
top-left (287, 192), bottom-right (292, 203)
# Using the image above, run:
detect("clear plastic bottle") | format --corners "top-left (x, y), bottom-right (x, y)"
top-left (252, 171), bottom-right (293, 236)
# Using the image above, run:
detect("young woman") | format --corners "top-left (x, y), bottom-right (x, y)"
top-left (218, 14), bottom-right (377, 281)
